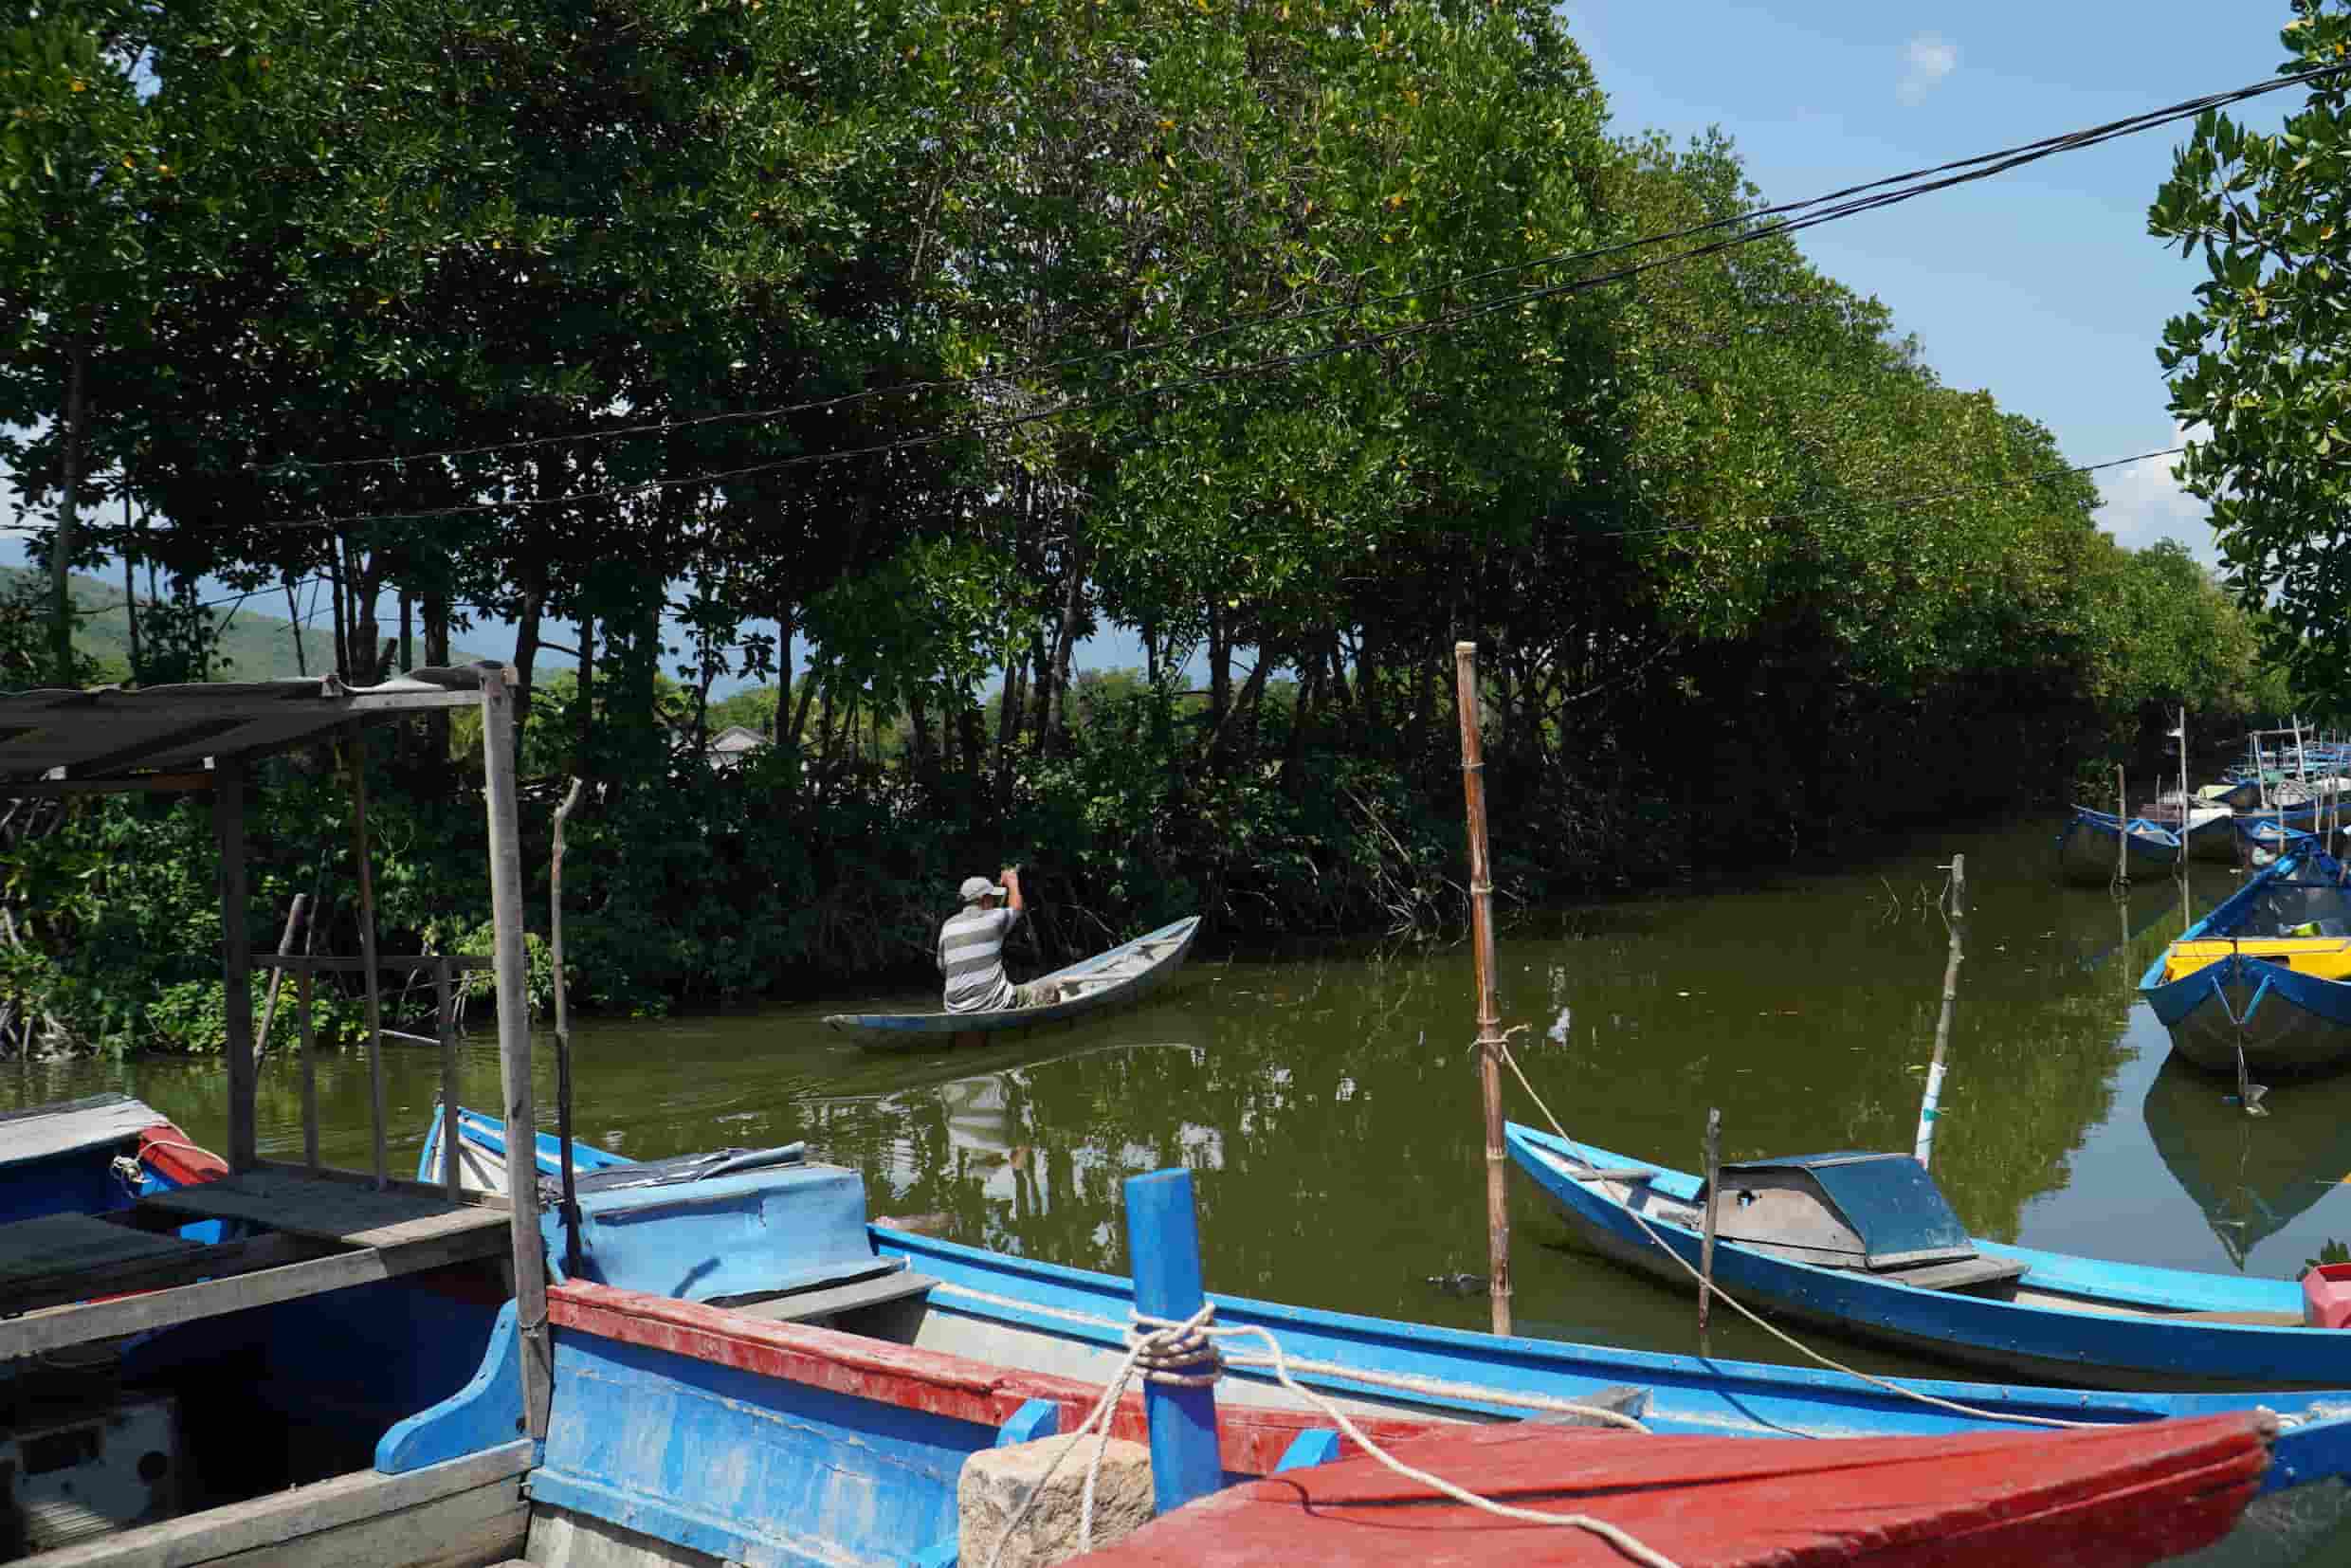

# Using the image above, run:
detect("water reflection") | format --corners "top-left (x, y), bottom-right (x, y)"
top-left (2143, 1053), bottom-right (2351, 1269)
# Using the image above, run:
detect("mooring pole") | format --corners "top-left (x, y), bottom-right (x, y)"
top-left (1699, 1106), bottom-right (1722, 1353)
top-left (552, 776), bottom-right (587, 1278)
top-left (253, 892), bottom-right (310, 1065)
top-left (2115, 767), bottom-right (2127, 885)
top-left (1453, 642), bottom-right (1513, 1337)
top-left (344, 726), bottom-right (391, 1189)
top-left (1915, 854), bottom-right (1966, 1169)
top-left (1124, 1169), bottom-right (1222, 1516)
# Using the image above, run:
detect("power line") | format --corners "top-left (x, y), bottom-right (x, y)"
top-left (244, 61), bottom-right (2344, 483)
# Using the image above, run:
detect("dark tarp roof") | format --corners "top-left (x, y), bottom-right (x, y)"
top-left (0, 664), bottom-right (506, 788)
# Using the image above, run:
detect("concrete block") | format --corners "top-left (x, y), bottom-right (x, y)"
top-left (958, 1433), bottom-right (1156, 1568)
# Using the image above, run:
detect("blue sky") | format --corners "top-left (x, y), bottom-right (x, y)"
top-left (5, 1), bottom-right (2301, 683)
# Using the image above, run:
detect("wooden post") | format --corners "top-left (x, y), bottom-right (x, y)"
top-left (1452, 642), bottom-right (1512, 1337)
top-left (213, 755), bottom-right (257, 1173)
top-left (2178, 708), bottom-right (2191, 831)
top-left (552, 777), bottom-right (586, 1278)
top-left (482, 665), bottom-right (552, 1440)
top-left (2115, 766), bottom-right (2127, 884)
top-left (1915, 854), bottom-right (1966, 1170)
top-left (344, 728), bottom-right (390, 1189)
top-left (297, 970), bottom-right (319, 1173)
top-left (436, 957), bottom-right (460, 1201)
top-left (1698, 1107), bottom-right (1722, 1353)
top-left (253, 892), bottom-right (310, 1065)
top-left (1123, 1169), bottom-right (1221, 1517)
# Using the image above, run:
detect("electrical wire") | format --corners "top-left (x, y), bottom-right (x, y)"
top-left (246, 60), bottom-right (2344, 482)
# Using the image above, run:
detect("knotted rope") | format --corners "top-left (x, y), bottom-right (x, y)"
top-left (981, 1300), bottom-right (1683, 1568)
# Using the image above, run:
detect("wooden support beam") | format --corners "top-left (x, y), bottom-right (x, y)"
top-left (298, 969), bottom-right (320, 1173)
top-left (214, 754), bottom-right (257, 1172)
top-left (345, 726), bottom-right (390, 1189)
top-left (437, 957), bottom-right (460, 1201)
top-left (3, 770), bottom-right (214, 797)
top-left (480, 665), bottom-right (552, 1439)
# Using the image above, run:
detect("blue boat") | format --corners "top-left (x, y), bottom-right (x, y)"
top-left (822, 914), bottom-right (1201, 1048)
top-left (0, 1091), bottom-right (226, 1227)
top-left (2057, 808), bottom-right (2186, 884)
top-left (2140, 850), bottom-right (2351, 1077)
top-left (1506, 1121), bottom-right (2351, 1394)
top-left (424, 1103), bottom-right (2351, 1559)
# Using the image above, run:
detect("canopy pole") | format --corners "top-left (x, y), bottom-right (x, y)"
top-left (482, 665), bottom-right (552, 1439)
top-left (1698, 1107), bottom-right (1722, 1354)
top-left (345, 726), bottom-right (390, 1189)
top-left (1453, 642), bottom-right (1512, 1338)
top-left (213, 755), bottom-right (257, 1172)
top-left (552, 776), bottom-right (587, 1278)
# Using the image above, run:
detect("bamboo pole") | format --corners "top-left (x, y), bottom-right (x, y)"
top-left (1698, 1107), bottom-right (1722, 1351)
top-left (253, 893), bottom-right (311, 1066)
top-left (1452, 642), bottom-right (1511, 1338)
top-left (1914, 854), bottom-right (1965, 1170)
top-left (552, 776), bottom-right (586, 1277)
top-left (481, 665), bottom-right (552, 1438)
top-left (343, 728), bottom-right (390, 1189)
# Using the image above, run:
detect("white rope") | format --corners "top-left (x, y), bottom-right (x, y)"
top-left (977, 1301), bottom-right (1682, 1568)
top-left (1494, 1039), bottom-right (2101, 1431)
top-left (929, 1281), bottom-right (1650, 1429)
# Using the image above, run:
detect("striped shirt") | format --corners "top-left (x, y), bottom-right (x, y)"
top-left (939, 904), bottom-right (1021, 1013)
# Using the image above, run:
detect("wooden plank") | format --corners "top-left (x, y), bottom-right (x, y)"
top-left (139, 1169), bottom-right (511, 1248)
top-left (252, 1158), bottom-right (509, 1210)
top-left (213, 755), bottom-right (257, 1171)
top-left (26, 1441), bottom-right (532, 1568)
top-left (3, 770), bottom-right (214, 797)
top-left (722, 1269), bottom-right (939, 1326)
top-left (1, 1230), bottom-right (330, 1317)
top-left (2, 1225), bottom-right (510, 1359)
top-left (0, 1213), bottom-right (201, 1285)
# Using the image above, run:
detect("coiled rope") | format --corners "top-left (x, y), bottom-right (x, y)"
top-left (980, 1301), bottom-right (1683, 1568)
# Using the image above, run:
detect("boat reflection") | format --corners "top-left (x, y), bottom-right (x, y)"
top-left (2141, 1052), bottom-right (2351, 1268)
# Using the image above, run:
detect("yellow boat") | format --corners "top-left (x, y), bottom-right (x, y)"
top-left (2160, 931), bottom-right (2351, 986)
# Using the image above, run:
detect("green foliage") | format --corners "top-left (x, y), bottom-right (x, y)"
top-left (2148, 1), bottom-right (2351, 708)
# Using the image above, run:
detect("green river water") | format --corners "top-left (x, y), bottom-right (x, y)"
top-left (10, 815), bottom-right (2351, 1560)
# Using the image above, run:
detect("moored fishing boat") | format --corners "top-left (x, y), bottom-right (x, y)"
top-left (2141, 850), bottom-right (2351, 1078)
top-left (2057, 807), bottom-right (2185, 883)
top-left (822, 914), bottom-right (1201, 1048)
top-left (0, 1091), bottom-right (228, 1226)
top-left (1076, 1412), bottom-right (2276, 1567)
top-left (1507, 1121), bottom-right (2351, 1392)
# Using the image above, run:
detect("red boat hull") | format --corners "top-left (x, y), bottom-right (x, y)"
top-left (1077, 1410), bottom-right (2271, 1566)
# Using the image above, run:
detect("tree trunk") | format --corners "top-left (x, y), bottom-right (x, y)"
top-left (329, 538), bottom-right (352, 682)
top-left (995, 649), bottom-right (1026, 811)
top-left (423, 593), bottom-right (451, 766)
top-left (1279, 649), bottom-right (1321, 796)
top-left (575, 613), bottom-right (595, 773)
top-left (398, 589), bottom-right (412, 673)
top-left (123, 511), bottom-right (142, 682)
top-left (49, 331), bottom-right (89, 686)
top-left (349, 539), bottom-right (383, 683)
top-left (908, 687), bottom-right (935, 779)
top-left (1206, 605), bottom-right (1230, 762)
top-left (1026, 624), bottom-right (1053, 759)
top-left (512, 562), bottom-right (546, 738)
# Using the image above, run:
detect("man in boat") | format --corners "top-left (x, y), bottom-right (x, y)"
top-left (939, 867), bottom-right (1064, 1012)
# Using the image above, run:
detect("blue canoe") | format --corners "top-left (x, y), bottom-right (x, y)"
top-left (2140, 851), bottom-right (2351, 1078)
top-left (2057, 808), bottom-right (2186, 884)
top-left (821, 914), bottom-right (1201, 1048)
top-left (1508, 1121), bottom-right (2351, 1394)
top-left (1, 1091), bottom-right (227, 1229)
top-left (428, 1106), bottom-right (2351, 1485)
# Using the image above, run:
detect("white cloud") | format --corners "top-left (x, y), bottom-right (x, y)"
top-left (2096, 425), bottom-right (2219, 566)
top-left (1897, 35), bottom-right (1959, 105)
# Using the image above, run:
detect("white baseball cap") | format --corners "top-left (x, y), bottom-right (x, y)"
top-left (959, 876), bottom-right (1006, 903)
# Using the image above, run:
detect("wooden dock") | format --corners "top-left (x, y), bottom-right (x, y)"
top-left (0, 1168), bottom-right (508, 1360)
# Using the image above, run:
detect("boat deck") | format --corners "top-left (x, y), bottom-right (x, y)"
top-left (0, 1163), bottom-right (509, 1359)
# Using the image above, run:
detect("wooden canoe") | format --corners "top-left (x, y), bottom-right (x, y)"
top-left (822, 914), bottom-right (1201, 1048)
top-left (2056, 809), bottom-right (2185, 884)
top-left (1075, 1412), bottom-right (2273, 1567)
top-left (2141, 851), bottom-right (2351, 1077)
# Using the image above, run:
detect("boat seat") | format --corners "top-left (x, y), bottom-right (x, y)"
top-left (2171, 1309), bottom-right (2310, 1326)
top-left (1882, 1254), bottom-right (2031, 1295)
top-left (721, 1267), bottom-right (941, 1325)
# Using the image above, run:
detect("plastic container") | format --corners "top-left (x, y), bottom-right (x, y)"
top-left (2302, 1262), bottom-right (2351, 1327)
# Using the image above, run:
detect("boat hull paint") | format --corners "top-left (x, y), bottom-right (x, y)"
top-left (2142, 953), bottom-right (2351, 1078)
top-left (2059, 811), bottom-right (2187, 884)
top-left (823, 916), bottom-right (1200, 1048)
top-left (1508, 1123), bottom-right (2351, 1393)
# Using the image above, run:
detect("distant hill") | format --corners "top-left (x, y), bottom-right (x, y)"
top-left (1, 565), bottom-right (495, 682)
